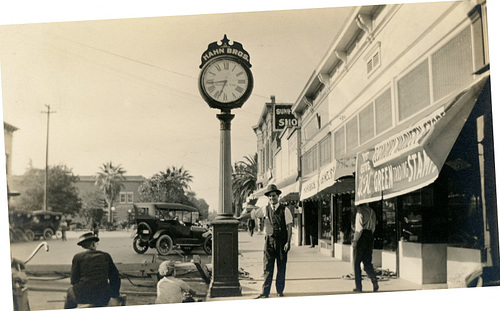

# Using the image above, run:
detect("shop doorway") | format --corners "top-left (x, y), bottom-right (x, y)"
top-left (303, 201), bottom-right (318, 247)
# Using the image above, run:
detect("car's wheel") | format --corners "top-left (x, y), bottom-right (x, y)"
top-left (156, 235), bottom-right (174, 256)
top-left (133, 236), bottom-right (149, 254)
top-left (43, 228), bottom-right (54, 240)
top-left (203, 235), bottom-right (212, 255)
top-left (24, 229), bottom-right (35, 241)
top-left (181, 246), bottom-right (193, 254)
top-left (137, 222), bottom-right (153, 242)
top-left (14, 229), bottom-right (24, 241)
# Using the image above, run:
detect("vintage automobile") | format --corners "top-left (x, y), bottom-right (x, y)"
top-left (132, 202), bottom-right (212, 256)
top-left (9, 210), bottom-right (62, 241)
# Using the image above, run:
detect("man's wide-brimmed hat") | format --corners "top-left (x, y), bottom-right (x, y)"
top-left (264, 184), bottom-right (282, 196)
top-left (77, 232), bottom-right (99, 246)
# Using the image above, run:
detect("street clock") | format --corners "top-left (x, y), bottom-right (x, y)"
top-left (198, 35), bottom-right (253, 110)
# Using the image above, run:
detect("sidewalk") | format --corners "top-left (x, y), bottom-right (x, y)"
top-left (207, 231), bottom-right (422, 301)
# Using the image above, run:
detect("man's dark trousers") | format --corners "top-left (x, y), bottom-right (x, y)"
top-left (262, 235), bottom-right (288, 296)
top-left (353, 230), bottom-right (377, 290)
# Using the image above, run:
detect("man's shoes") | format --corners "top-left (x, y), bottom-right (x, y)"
top-left (309, 245), bottom-right (315, 248)
top-left (278, 293), bottom-right (284, 297)
top-left (255, 294), bottom-right (268, 299)
top-left (352, 288), bottom-right (362, 292)
top-left (373, 282), bottom-right (379, 292)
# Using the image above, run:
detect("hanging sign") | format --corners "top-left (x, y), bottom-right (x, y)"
top-left (274, 104), bottom-right (299, 131)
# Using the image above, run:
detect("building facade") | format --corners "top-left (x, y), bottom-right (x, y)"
top-left (253, 0), bottom-right (497, 288)
top-left (75, 175), bottom-right (145, 226)
top-left (252, 96), bottom-right (302, 245)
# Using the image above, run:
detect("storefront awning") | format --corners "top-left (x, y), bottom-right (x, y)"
top-left (318, 156), bottom-right (356, 193)
top-left (300, 173), bottom-right (319, 201)
top-left (280, 181), bottom-right (300, 201)
top-left (355, 77), bottom-right (489, 205)
top-left (320, 176), bottom-right (355, 195)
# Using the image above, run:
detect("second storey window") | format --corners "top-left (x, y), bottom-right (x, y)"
top-left (359, 103), bottom-right (374, 144)
top-left (119, 192), bottom-right (134, 203)
top-left (375, 88), bottom-right (392, 135)
top-left (346, 117), bottom-right (359, 153)
top-left (334, 127), bottom-right (345, 157)
top-left (303, 145), bottom-right (318, 175)
top-left (319, 134), bottom-right (332, 167)
top-left (397, 60), bottom-right (431, 121)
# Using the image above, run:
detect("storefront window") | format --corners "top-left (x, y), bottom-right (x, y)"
top-left (400, 191), bottom-right (424, 243)
top-left (334, 193), bottom-right (355, 244)
top-left (320, 200), bottom-right (331, 239)
top-left (381, 198), bottom-right (397, 251)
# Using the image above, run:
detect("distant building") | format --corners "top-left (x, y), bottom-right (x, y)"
top-left (75, 175), bottom-right (146, 225)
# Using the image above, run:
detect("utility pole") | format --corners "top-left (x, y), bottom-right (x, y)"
top-left (42, 105), bottom-right (56, 211)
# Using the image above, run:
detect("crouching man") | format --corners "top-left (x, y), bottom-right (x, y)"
top-left (155, 261), bottom-right (197, 304)
top-left (64, 232), bottom-right (121, 308)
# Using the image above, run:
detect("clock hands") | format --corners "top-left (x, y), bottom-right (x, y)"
top-left (220, 80), bottom-right (228, 93)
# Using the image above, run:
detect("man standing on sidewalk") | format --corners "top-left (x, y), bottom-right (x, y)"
top-left (352, 204), bottom-right (379, 293)
top-left (252, 184), bottom-right (293, 298)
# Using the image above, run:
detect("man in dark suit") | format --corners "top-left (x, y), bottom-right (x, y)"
top-left (253, 184), bottom-right (293, 298)
top-left (64, 232), bottom-right (121, 308)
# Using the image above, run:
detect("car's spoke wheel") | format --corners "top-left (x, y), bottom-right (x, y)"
top-left (24, 229), bottom-right (35, 241)
top-left (156, 235), bottom-right (173, 256)
top-left (203, 235), bottom-right (212, 255)
top-left (181, 246), bottom-right (193, 254)
top-left (43, 228), bottom-right (54, 240)
top-left (133, 236), bottom-right (149, 254)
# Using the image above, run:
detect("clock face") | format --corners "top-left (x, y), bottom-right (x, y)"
top-left (201, 58), bottom-right (250, 104)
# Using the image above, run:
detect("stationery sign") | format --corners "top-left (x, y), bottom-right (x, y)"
top-left (274, 104), bottom-right (299, 131)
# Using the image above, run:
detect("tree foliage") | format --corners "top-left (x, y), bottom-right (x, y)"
top-left (95, 161), bottom-right (126, 223)
top-left (79, 189), bottom-right (106, 227)
top-left (232, 153), bottom-right (258, 216)
top-left (14, 164), bottom-right (82, 215)
top-left (186, 191), bottom-right (209, 220)
top-left (138, 166), bottom-right (193, 205)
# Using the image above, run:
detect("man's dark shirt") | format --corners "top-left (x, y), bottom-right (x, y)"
top-left (70, 250), bottom-right (120, 306)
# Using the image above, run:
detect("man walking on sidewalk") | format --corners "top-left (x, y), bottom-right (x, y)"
top-left (252, 184), bottom-right (293, 298)
top-left (352, 204), bottom-right (379, 293)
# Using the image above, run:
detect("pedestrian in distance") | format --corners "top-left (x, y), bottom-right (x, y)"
top-left (352, 204), bottom-right (379, 293)
top-left (252, 184), bottom-right (293, 298)
top-left (247, 218), bottom-right (256, 236)
top-left (60, 220), bottom-right (68, 241)
top-left (64, 232), bottom-right (121, 308)
top-left (91, 221), bottom-right (99, 237)
top-left (155, 261), bottom-right (197, 304)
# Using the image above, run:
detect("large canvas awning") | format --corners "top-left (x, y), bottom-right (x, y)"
top-left (355, 77), bottom-right (488, 205)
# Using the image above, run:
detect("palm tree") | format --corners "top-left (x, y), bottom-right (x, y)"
top-left (95, 161), bottom-right (126, 224)
top-left (232, 153), bottom-right (257, 216)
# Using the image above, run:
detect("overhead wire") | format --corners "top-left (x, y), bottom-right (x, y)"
top-left (49, 32), bottom-right (270, 116)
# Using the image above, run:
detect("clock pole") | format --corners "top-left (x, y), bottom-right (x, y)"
top-left (208, 110), bottom-right (242, 297)
top-left (198, 35), bottom-right (253, 297)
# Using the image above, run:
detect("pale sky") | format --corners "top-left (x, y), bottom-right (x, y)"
top-left (0, 3), bottom-right (357, 212)
top-left (1, 1), bottom-right (499, 311)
